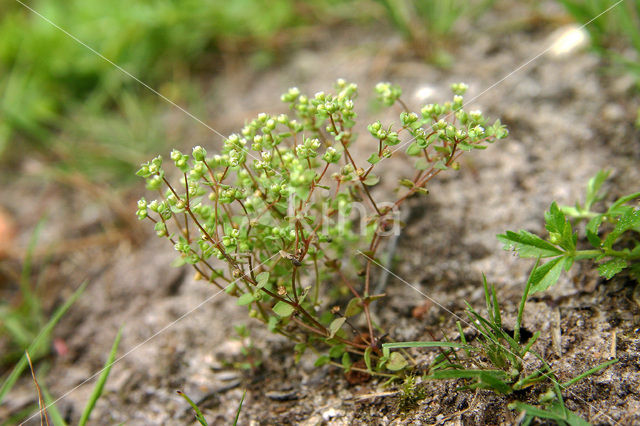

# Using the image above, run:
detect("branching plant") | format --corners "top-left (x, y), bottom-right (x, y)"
top-left (136, 80), bottom-right (507, 374)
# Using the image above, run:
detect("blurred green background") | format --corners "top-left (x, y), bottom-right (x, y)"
top-left (1, 0), bottom-right (637, 186)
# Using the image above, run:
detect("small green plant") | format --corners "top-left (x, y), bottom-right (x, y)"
top-left (136, 79), bottom-right (507, 375)
top-left (498, 170), bottom-right (640, 293)
top-left (383, 267), bottom-right (617, 423)
top-left (395, 375), bottom-right (426, 412)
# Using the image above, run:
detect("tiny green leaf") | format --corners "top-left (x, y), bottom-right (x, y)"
top-left (237, 293), bottom-right (254, 306)
top-left (272, 301), bottom-right (295, 317)
top-left (497, 230), bottom-right (564, 258)
top-left (434, 160), bottom-right (447, 170)
top-left (585, 169), bottom-right (610, 211)
top-left (363, 174), bottom-right (380, 186)
top-left (367, 153), bottom-right (380, 164)
top-left (598, 258), bottom-right (628, 279)
top-left (387, 352), bottom-right (408, 371)
top-left (603, 208), bottom-right (640, 249)
top-left (314, 355), bottom-right (330, 367)
top-left (530, 256), bottom-right (566, 293)
top-left (344, 297), bottom-right (363, 318)
top-left (329, 317), bottom-right (346, 338)
top-left (364, 347), bottom-right (372, 372)
top-left (255, 272), bottom-right (269, 289)
top-left (341, 352), bottom-right (352, 370)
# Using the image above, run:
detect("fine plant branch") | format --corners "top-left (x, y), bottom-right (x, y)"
top-left (137, 80), bottom-right (506, 374)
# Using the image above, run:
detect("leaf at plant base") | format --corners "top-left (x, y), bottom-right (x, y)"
top-left (329, 317), bottom-right (346, 338)
top-left (387, 352), bottom-right (408, 371)
top-left (255, 272), bottom-right (269, 289)
top-left (530, 257), bottom-right (567, 293)
top-left (272, 301), bottom-right (295, 317)
top-left (497, 230), bottom-right (564, 258)
top-left (237, 293), bottom-right (254, 306)
top-left (598, 258), bottom-right (628, 279)
top-left (344, 297), bottom-right (363, 318)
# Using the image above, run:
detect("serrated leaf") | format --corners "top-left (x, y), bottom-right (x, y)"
top-left (598, 258), bottom-right (628, 279)
top-left (363, 174), bottom-right (380, 186)
top-left (603, 208), bottom-right (640, 249)
top-left (367, 153), bottom-right (380, 164)
top-left (544, 202), bottom-right (566, 235)
top-left (586, 215), bottom-right (604, 247)
top-left (237, 293), bottom-right (254, 306)
top-left (497, 230), bottom-right (564, 258)
top-left (608, 192), bottom-right (640, 213)
top-left (530, 256), bottom-right (566, 293)
top-left (585, 170), bottom-right (610, 210)
top-left (386, 352), bottom-right (408, 371)
top-left (329, 317), bottom-right (346, 338)
top-left (272, 301), bottom-right (295, 317)
top-left (545, 202), bottom-right (576, 251)
top-left (344, 297), bottom-right (363, 318)
top-left (255, 272), bottom-right (269, 289)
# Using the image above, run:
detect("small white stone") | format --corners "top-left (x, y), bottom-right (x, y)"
top-left (413, 85), bottom-right (435, 103)
top-left (322, 408), bottom-right (341, 421)
top-left (549, 25), bottom-right (589, 58)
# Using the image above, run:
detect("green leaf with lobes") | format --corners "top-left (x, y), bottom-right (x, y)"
top-left (497, 230), bottom-right (564, 258)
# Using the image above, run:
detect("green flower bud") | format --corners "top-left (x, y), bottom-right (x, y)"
top-left (322, 147), bottom-right (341, 163)
top-left (450, 82), bottom-right (468, 95)
top-left (192, 146), bottom-right (207, 161)
top-left (154, 222), bottom-right (167, 237)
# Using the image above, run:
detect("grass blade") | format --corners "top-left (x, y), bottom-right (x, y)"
top-left (178, 390), bottom-right (208, 426)
top-left (78, 327), bottom-right (123, 426)
top-left (561, 358), bottom-right (618, 388)
top-left (233, 389), bottom-right (246, 426)
top-left (0, 281), bottom-right (88, 403)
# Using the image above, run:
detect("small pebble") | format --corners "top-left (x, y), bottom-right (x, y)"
top-left (322, 408), bottom-right (341, 421)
